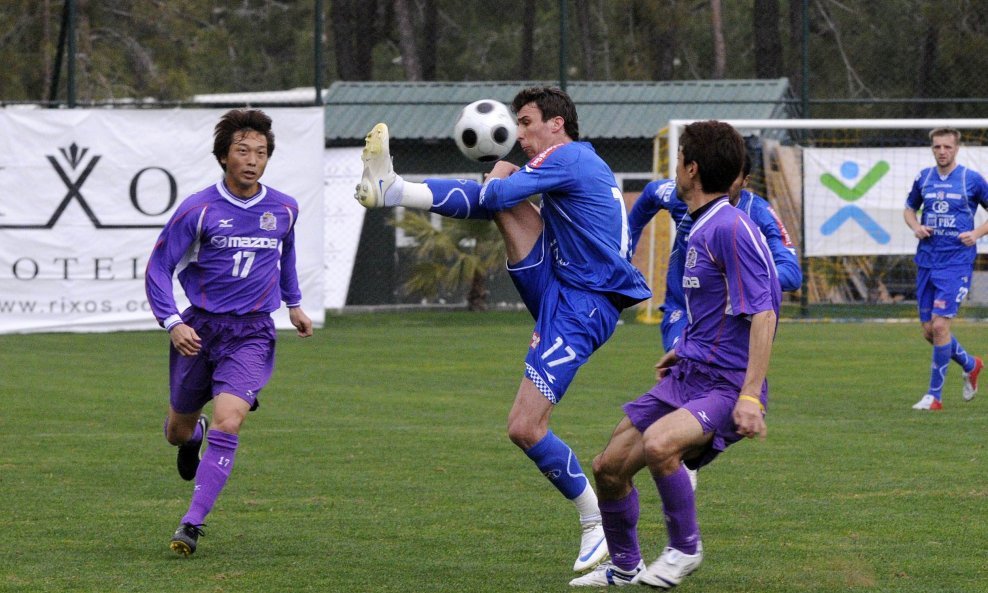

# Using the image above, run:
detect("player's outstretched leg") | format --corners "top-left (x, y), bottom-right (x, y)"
top-left (170, 523), bottom-right (205, 557)
top-left (176, 415), bottom-right (209, 481)
top-left (355, 123), bottom-right (402, 208)
top-left (354, 123), bottom-right (495, 219)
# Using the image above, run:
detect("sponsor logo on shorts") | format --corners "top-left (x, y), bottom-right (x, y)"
top-left (934, 299), bottom-right (947, 309)
top-left (530, 331), bottom-right (541, 349)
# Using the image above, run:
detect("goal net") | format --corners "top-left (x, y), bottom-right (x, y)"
top-left (639, 119), bottom-right (988, 321)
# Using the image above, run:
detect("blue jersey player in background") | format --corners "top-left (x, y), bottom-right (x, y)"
top-left (629, 153), bottom-right (800, 353)
top-left (354, 86), bottom-right (651, 573)
top-left (904, 127), bottom-right (988, 411)
top-left (146, 109), bottom-right (313, 556)
top-left (571, 120), bottom-right (780, 588)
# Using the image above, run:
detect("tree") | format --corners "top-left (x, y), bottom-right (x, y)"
top-left (710, 0), bottom-right (726, 78)
top-left (753, 0), bottom-right (783, 78)
top-left (391, 213), bottom-right (506, 312)
top-left (331, 0), bottom-right (378, 80)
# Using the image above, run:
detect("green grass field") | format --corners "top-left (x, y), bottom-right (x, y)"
top-left (2, 312), bottom-right (987, 592)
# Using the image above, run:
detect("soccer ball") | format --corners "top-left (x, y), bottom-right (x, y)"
top-left (453, 99), bottom-right (517, 162)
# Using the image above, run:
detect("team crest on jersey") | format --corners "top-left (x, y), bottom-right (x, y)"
top-left (669, 310), bottom-right (683, 323)
top-left (685, 247), bottom-right (698, 268)
top-left (530, 331), bottom-right (541, 349)
top-left (259, 212), bottom-right (277, 231)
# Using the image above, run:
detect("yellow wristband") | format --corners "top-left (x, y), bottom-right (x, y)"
top-left (738, 395), bottom-right (765, 413)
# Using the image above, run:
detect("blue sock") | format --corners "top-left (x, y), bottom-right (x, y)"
top-left (929, 344), bottom-right (951, 400)
top-left (424, 178), bottom-right (494, 220)
top-left (950, 337), bottom-right (976, 373)
top-left (524, 430), bottom-right (589, 500)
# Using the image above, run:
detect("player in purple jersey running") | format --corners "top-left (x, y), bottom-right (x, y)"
top-left (354, 86), bottom-right (651, 573)
top-left (904, 127), bottom-right (988, 411)
top-left (570, 121), bottom-right (780, 588)
top-left (145, 109), bottom-right (313, 556)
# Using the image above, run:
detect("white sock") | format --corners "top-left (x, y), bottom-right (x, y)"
top-left (398, 180), bottom-right (434, 209)
top-left (382, 175), bottom-right (405, 207)
top-left (572, 483), bottom-right (602, 523)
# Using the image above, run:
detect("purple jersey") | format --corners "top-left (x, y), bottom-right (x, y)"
top-left (676, 197), bottom-right (781, 371)
top-left (146, 181), bottom-right (302, 330)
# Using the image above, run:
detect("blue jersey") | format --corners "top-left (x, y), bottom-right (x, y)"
top-left (734, 189), bottom-right (801, 292)
top-left (677, 198), bottom-right (781, 371)
top-left (146, 181), bottom-right (303, 330)
top-left (629, 182), bottom-right (800, 310)
top-left (628, 179), bottom-right (690, 315)
top-left (481, 141), bottom-right (651, 307)
top-left (906, 164), bottom-right (988, 268)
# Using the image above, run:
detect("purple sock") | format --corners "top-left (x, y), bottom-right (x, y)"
top-left (181, 429), bottom-right (238, 526)
top-left (599, 488), bottom-right (642, 571)
top-left (653, 465), bottom-right (700, 554)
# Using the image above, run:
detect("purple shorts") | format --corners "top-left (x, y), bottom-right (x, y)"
top-left (169, 307), bottom-right (277, 414)
top-left (622, 358), bottom-right (767, 469)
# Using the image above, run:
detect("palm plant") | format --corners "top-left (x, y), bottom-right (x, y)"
top-left (391, 212), bottom-right (506, 311)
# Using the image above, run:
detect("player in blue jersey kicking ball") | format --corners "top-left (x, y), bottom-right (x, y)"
top-left (354, 86), bottom-right (652, 573)
top-left (146, 109), bottom-right (313, 556)
top-left (570, 121), bottom-right (780, 588)
top-left (904, 127), bottom-right (988, 411)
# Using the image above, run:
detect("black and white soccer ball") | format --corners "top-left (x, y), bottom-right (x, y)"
top-left (453, 100), bottom-right (517, 162)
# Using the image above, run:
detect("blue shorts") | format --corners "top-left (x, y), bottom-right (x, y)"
top-left (622, 358), bottom-right (767, 470)
top-left (508, 234), bottom-right (621, 404)
top-left (169, 307), bottom-right (277, 414)
top-left (660, 306), bottom-right (688, 352)
top-left (916, 265), bottom-right (971, 322)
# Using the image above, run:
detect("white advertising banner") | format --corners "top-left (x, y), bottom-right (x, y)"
top-left (803, 146), bottom-right (988, 256)
top-left (0, 108), bottom-right (325, 334)
top-left (323, 147), bottom-right (365, 310)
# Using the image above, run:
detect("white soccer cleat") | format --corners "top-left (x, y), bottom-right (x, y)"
top-left (354, 123), bottom-right (398, 208)
top-left (574, 521), bottom-right (609, 572)
top-left (963, 356), bottom-right (983, 401)
top-left (569, 560), bottom-right (644, 587)
top-left (912, 394), bottom-right (942, 411)
top-left (635, 544), bottom-right (703, 589)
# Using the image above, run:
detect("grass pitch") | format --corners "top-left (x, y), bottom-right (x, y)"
top-left (2, 312), bottom-right (987, 592)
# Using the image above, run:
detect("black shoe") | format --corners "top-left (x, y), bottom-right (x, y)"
top-left (170, 523), bottom-right (205, 557)
top-left (177, 415), bottom-right (209, 481)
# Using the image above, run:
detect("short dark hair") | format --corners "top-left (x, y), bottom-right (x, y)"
top-left (511, 86), bottom-right (579, 141)
top-left (929, 127), bottom-right (961, 143)
top-left (680, 120), bottom-right (745, 194)
top-left (212, 109), bottom-right (275, 170)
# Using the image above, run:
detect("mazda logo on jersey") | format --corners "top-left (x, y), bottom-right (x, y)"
top-left (0, 143), bottom-right (178, 230)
